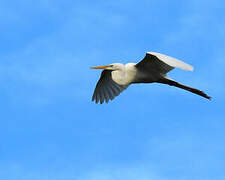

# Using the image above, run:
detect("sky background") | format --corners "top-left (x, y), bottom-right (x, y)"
top-left (0, 0), bottom-right (225, 179)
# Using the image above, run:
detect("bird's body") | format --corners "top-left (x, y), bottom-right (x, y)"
top-left (91, 52), bottom-right (211, 104)
top-left (111, 63), bottom-right (137, 85)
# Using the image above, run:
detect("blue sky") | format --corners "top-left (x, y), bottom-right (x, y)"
top-left (0, 0), bottom-right (225, 179)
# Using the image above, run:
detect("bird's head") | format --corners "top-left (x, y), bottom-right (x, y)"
top-left (91, 63), bottom-right (124, 71)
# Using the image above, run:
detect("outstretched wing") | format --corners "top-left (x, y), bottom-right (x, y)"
top-left (135, 52), bottom-right (194, 74)
top-left (92, 70), bottom-right (128, 104)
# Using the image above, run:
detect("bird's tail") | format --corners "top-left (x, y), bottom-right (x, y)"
top-left (157, 77), bottom-right (211, 100)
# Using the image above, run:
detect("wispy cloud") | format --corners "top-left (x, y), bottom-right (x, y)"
top-left (77, 166), bottom-right (166, 180)
top-left (0, 2), bottom-right (131, 106)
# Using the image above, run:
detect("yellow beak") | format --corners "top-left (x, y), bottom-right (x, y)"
top-left (91, 65), bottom-right (111, 69)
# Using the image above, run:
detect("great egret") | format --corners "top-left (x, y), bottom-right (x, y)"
top-left (91, 52), bottom-right (211, 104)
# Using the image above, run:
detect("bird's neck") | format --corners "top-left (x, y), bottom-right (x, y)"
top-left (111, 63), bottom-right (137, 85)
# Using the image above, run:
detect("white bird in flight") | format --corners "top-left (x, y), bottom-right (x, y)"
top-left (91, 52), bottom-right (211, 104)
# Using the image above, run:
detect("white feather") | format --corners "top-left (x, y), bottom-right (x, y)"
top-left (147, 52), bottom-right (194, 71)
